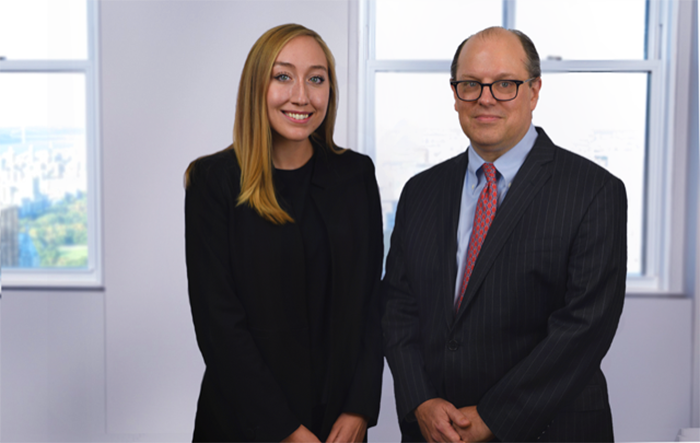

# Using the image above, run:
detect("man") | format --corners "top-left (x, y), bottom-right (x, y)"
top-left (382, 27), bottom-right (627, 442)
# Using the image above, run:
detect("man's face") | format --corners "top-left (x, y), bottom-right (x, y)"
top-left (453, 30), bottom-right (541, 162)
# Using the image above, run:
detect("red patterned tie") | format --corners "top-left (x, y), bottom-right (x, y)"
top-left (457, 163), bottom-right (498, 310)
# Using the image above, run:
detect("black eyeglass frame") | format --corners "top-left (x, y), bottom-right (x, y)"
top-left (450, 77), bottom-right (537, 102)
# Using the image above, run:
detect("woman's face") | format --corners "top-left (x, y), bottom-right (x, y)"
top-left (267, 36), bottom-right (330, 147)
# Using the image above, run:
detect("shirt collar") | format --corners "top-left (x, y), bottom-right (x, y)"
top-left (467, 124), bottom-right (538, 185)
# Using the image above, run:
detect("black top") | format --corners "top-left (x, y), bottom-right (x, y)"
top-left (274, 155), bottom-right (332, 432)
top-left (186, 145), bottom-right (384, 442)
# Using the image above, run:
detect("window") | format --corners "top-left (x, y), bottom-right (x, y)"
top-left (361, 0), bottom-right (679, 293)
top-left (0, 0), bottom-right (101, 287)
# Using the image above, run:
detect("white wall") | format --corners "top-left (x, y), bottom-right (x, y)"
top-left (98, 0), bottom-right (351, 435)
top-left (1, 1), bottom-right (697, 442)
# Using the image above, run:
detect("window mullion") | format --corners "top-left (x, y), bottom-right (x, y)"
top-left (0, 60), bottom-right (90, 73)
top-left (540, 59), bottom-right (660, 73)
top-left (368, 60), bottom-right (450, 73)
top-left (503, 0), bottom-right (516, 28)
top-left (84, 65), bottom-right (101, 281)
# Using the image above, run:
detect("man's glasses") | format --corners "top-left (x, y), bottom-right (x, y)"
top-left (450, 78), bottom-right (536, 102)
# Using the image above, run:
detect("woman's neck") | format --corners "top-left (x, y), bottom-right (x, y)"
top-left (272, 137), bottom-right (314, 170)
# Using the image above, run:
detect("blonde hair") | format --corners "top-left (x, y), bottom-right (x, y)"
top-left (186, 23), bottom-right (340, 224)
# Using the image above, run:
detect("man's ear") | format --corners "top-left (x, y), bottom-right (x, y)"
top-left (452, 83), bottom-right (460, 112)
top-left (529, 77), bottom-right (542, 111)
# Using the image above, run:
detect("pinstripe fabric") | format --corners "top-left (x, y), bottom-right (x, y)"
top-left (382, 128), bottom-right (626, 442)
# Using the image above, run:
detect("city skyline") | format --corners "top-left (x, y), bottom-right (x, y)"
top-left (0, 125), bottom-right (88, 268)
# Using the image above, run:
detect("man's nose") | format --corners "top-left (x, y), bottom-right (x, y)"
top-left (478, 84), bottom-right (497, 105)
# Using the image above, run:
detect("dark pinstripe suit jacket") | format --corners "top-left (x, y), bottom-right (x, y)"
top-left (383, 128), bottom-right (627, 442)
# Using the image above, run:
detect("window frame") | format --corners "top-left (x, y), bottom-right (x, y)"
top-left (0, 0), bottom-right (102, 288)
top-left (359, 0), bottom-right (684, 295)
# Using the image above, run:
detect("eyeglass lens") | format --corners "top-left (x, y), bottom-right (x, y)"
top-left (456, 81), bottom-right (520, 101)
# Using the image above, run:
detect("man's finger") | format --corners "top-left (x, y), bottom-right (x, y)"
top-left (448, 408), bottom-right (471, 428)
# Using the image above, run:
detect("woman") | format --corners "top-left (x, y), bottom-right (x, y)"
top-left (184, 24), bottom-right (383, 442)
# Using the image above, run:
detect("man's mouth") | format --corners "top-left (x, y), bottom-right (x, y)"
top-left (474, 114), bottom-right (501, 122)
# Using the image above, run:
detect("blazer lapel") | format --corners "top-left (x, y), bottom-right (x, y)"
top-left (454, 129), bottom-right (556, 322)
top-left (307, 147), bottom-right (339, 314)
top-left (441, 152), bottom-right (469, 327)
top-left (308, 148), bottom-right (334, 232)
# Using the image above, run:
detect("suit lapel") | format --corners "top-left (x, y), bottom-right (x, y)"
top-left (307, 147), bottom-right (359, 426)
top-left (308, 147), bottom-right (335, 233)
top-left (441, 152), bottom-right (469, 327)
top-left (453, 129), bottom-right (556, 322)
top-left (307, 146), bottom-right (343, 328)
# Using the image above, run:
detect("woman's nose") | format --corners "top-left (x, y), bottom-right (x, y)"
top-left (290, 80), bottom-right (309, 105)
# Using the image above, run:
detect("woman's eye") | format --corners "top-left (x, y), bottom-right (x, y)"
top-left (309, 76), bottom-right (325, 84)
top-left (274, 73), bottom-right (291, 81)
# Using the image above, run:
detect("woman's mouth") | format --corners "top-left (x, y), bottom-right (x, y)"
top-left (283, 111), bottom-right (311, 121)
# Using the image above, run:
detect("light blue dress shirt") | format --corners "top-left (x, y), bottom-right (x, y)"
top-left (454, 124), bottom-right (539, 303)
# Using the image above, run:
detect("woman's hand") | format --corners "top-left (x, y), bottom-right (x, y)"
top-left (282, 424), bottom-right (321, 443)
top-left (326, 412), bottom-right (368, 443)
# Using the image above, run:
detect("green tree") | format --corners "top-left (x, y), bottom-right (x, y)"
top-left (20, 193), bottom-right (88, 267)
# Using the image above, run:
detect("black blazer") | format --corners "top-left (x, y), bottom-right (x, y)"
top-left (383, 128), bottom-right (627, 442)
top-left (185, 145), bottom-right (384, 442)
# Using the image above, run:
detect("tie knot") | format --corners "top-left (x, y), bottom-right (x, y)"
top-left (482, 163), bottom-right (497, 184)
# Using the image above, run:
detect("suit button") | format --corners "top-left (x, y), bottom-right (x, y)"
top-left (447, 339), bottom-right (460, 351)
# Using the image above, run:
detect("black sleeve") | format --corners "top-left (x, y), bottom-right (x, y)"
top-left (341, 157), bottom-right (385, 427)
top-left (185, 158), bottom-right (300, 442)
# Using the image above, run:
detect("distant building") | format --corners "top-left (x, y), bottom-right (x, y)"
top-left (18, 231), bottom-right (40, 268)
top-left (1, 205), bottom-right (19, 267)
